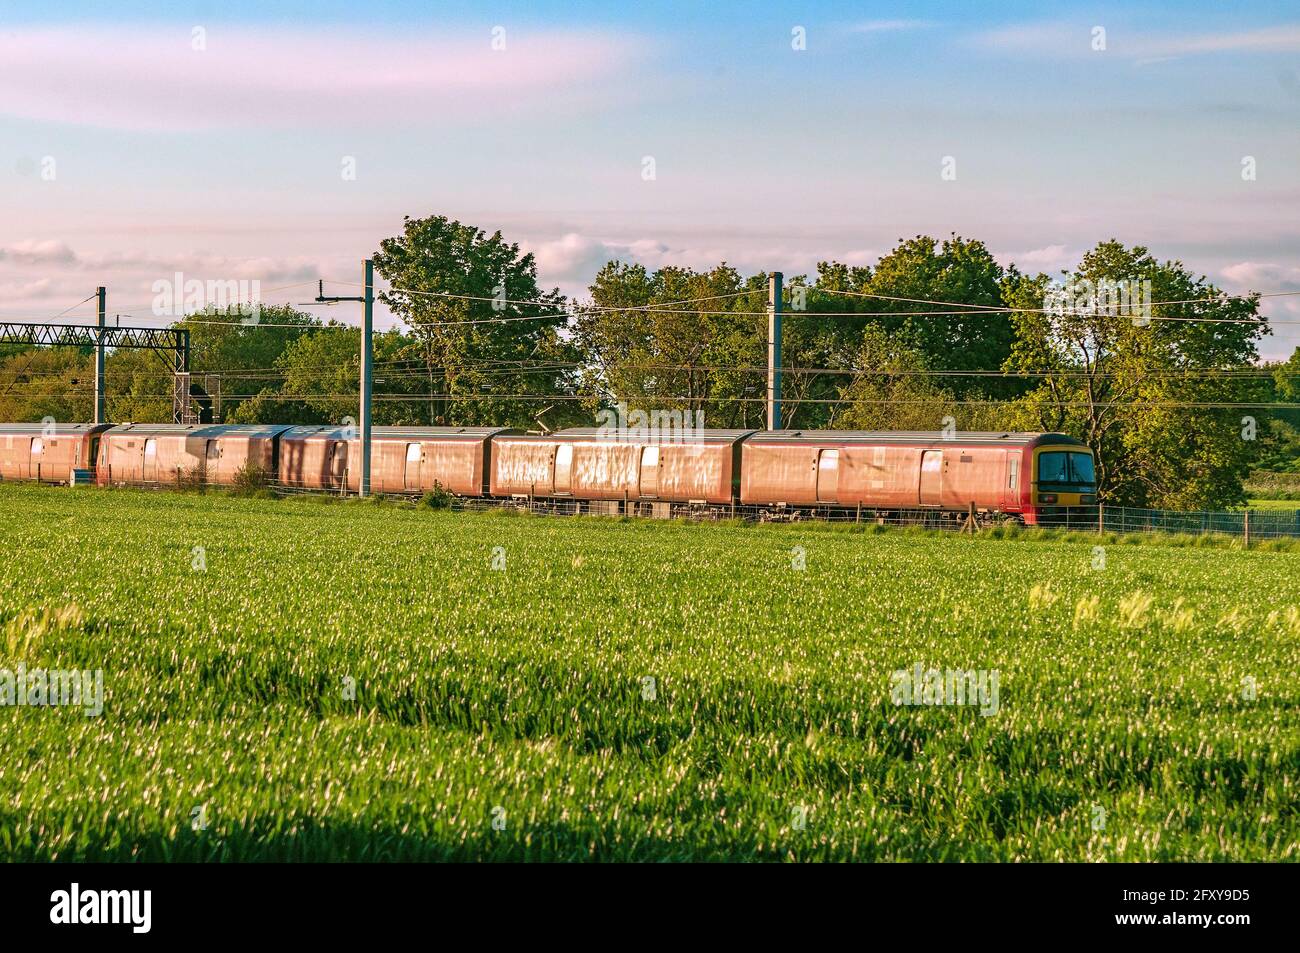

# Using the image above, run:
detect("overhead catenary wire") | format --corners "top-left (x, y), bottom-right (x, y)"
top-left (7, 361), bottom-right (1294, 383)
top-left (4, 275), bottom-right (1298, 329)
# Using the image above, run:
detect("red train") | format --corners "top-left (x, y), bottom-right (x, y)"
top-left (0, 422), bottom-right (1097, 525)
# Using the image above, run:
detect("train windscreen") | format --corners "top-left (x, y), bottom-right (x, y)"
top-left (1038, 451), bottom-right (1095, 485)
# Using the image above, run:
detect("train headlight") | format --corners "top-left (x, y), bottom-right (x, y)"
top-left (1080, 494), bottom-right (1096, 505)
top-left (1039, 493), bottom-right (1057, 504)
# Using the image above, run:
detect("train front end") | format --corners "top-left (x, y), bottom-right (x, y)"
top-left (1025, 439), bottom-right (1098, 527)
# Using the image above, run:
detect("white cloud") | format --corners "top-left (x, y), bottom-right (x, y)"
top-left (0, 278), bottom-right (57, 299)
top-left (970, 21), bottom-right (1300, 60)
top-left (1154, 25), bottom-right (1300, 55)
top-left (1220, 263), bottom-right (1300, 353)
top-left (850, 20), bottom-right (934, 34)
top-left (0, 240), bottom-right (79, 265)
top-left (1001, 244), bottom-right (1076, 274)
top-left (1221, 261), bottom-right (1300, 290)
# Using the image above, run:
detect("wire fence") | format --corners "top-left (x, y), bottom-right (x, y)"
top-left (396, 493), bottom-right (1300, 542)
top-left (1094, 505), bottom-right (1300, 540)
top-left (14, 469), bottom-right (1300, 542)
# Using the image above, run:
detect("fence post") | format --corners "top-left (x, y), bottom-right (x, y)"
top-left (1097, 502), bottom-right (1104, 534)
top-left (1244, 508), bottom-right (1251, 548)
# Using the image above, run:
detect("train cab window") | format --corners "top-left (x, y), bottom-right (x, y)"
top-left (1038, 451), bottom-right (1068, 483)
top-left (1069, 452), bottom-right (1096, 484)
top-left (1039, 451), bottom-right (1093, 485)
top-left (1008, 458), bottom-right (1019, 490)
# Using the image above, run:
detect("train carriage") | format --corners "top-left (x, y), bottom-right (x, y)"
top-left (96, 423), bottom-right (292, 486)
top-left (489, 428), bottom-right (754, 512)
top-left (277, 426), bottom-right (514, 495)
top-left (740, 431), bottom-right (1096, 525)
top-left (1, 418), bottom-right (1098, 527)
top-left (0, 423), bottom-right (111, 484)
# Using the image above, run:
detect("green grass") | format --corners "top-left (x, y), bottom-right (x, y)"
top-left (0, 482), bottom-right (1297, 862)
top-left (1247, 498), bottom-right (1300, 512)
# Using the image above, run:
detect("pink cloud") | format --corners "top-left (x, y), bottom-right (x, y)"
top-left (0, 25), bottom-right (645, 131)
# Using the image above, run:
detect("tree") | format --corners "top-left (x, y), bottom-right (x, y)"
top-left (1003, 241), bottom-right (1268, 508)
top-left (575, 262), bottom-right (767, 428)
top-left (178, 305), bottom-right (321, 422)
top-left (250, 324), bottom-right (435, 426)
top-left (373, 215), bottom-right (579, 430)
top-left (0, 347), bottom-right (93, 422)
top-left (848, 235), bottom-right (1018, 399)
top-left (835, 326), bottom-right (960, 430)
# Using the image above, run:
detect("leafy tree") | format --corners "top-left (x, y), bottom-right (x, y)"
top-left (1003, 240), bottom-right (1267, 508)
top-left (177, 305), bottom-right (321, 422)
top-left (575, 262), bottom-right (767, 427)
top-left (373, 215), bottom-right (580, 430)
top-left (254, 325), bottom-right (435, 426)
top-left (847, 235), bottom-right (1018, 399)
top-left (0, 347), bottom-right (93, 422)
top-left (835, 326), bottom-right (958, 430)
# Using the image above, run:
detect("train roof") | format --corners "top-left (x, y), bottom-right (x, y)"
top-left (280, 425), bottom-right (518, 440)
top-left (746, 430), bottom-right (1089, 448)
top-left (0, 423), bottom-right (112, 435)
top-left (102, 423), bottom-right (295, 438)
top-left (547, 427), bottom-right (756, 442)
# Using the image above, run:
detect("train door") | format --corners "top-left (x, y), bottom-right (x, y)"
top-left (329, 441), bottom-right (348, 490)
top-left (639, 445), bottom-right (659, 497)
top-left (88, 436), bottom-right (100, 473)
top-left (1003, 451), bottom-right (1020, 508)
top-left (404, 443), bottom-right (422, 492)
top-left (143, 438), bottom-right (158, 482)
top-left (553, 444), bottom-right (572, 495)
top-left (919, 450), bottom-right (943, 506)
top-left (205, 440), bottom-right (221, 485)
top-left (29, 437), bottom-right (43, 481)
top-left (816, 449), bottom-right (839, 503)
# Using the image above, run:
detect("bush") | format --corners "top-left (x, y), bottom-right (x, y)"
top-left (174, 466), bottom-right (207, 493)
top-left (418, 482), bottom-right (453, 510)
top-left (231, 463), bottom-right (271, 494)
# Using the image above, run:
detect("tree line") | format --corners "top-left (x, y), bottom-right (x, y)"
top-left (3, 214), bottom-right (1298, 509)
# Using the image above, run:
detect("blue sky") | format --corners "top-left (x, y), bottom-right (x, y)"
top-left (2, 1), bottom-right (1299, 356)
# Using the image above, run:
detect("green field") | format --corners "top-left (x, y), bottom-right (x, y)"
top-left (1247, 498), bottom-right (1300, 512)
top-left (0, 483), bottom-right (1296, 861)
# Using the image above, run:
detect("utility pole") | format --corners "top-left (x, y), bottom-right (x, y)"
top-left (360, 259), bottom-right (374, 497)
top-left (94, 287), bottom-right (106, 424)
top-left (315, 261), bottom-right (374, 497)
top-left (767, 271), bottom-right (783, 430)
